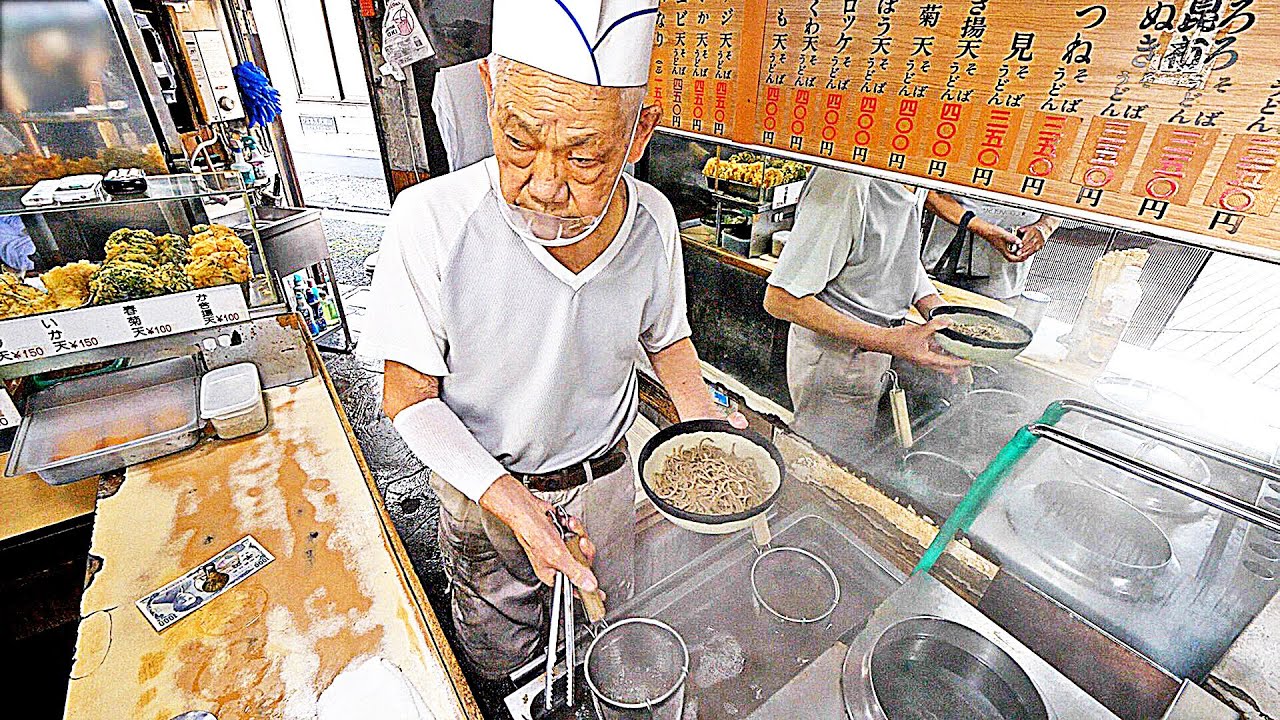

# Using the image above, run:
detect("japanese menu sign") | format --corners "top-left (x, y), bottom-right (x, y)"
top-left (650, 0), bottom-right (1280, 251)
top-left (650, 0), bottom-right (769, 140)
top-left (0, 285), bottom-right (248, 368)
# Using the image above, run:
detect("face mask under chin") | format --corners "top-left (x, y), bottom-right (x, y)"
top-left (496, 200), bottom-right (602, 246)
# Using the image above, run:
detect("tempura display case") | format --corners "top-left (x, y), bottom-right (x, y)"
top-left (0, 170), bottom-right (287, 475)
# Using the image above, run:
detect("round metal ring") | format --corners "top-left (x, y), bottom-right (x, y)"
top-left (583, 616), bottom-right (690, 710)
top-left (750, 546), bottom-right (841, 624)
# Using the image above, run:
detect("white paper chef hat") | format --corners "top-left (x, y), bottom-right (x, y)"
top-left (491, 0), bottom-right (659, 87)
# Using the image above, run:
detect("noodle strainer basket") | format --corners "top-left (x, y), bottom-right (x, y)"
top-left (751, 545), bottom-right (841, 623)
top-left (584, 617), bottom-right (689, 720)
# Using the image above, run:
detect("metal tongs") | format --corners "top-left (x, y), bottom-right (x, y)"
top-left (544, 506), bottom-right (606, 712)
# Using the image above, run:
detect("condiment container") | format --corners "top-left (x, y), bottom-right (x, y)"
top-left (200, 363), bottom-right (267, 439)
top-left (771, 229), bottom-right (791, 257)
top-left (7, 356), bottom-right (201, 485)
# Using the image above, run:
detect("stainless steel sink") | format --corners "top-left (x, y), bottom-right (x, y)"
top-left (841, 574), bottom-right (1120, 720)
top-left (860, 617), bottom-right (1048, 720)
top-left (221, 205), bottom-right (328, 276)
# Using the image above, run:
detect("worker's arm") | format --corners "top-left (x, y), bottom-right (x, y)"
top-left (647, 338), bottom-right (748, 427)
top-left (914, 291), bottom-right (948, 319)
top-left (925, 191), bottom-right (1022, 262)
top-left (763, 286), bottom-right (968, 377)
top-left (382, 361), bottom-right (598, 592)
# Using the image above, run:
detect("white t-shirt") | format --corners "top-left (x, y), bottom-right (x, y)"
top-left (768, 169), bottom-right (937, 327)
top-left (359, 157), bottom-right (690, 475)
top-left (922, 197), bottom-right (1041, 300)
top-left (430, 60), bottom-right (494, 172)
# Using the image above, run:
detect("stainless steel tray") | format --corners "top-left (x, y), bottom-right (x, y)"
top-left (6, 355), bottom-right (201, 485)
top-left (504, 506), bottom-right (905, 720)
top-left (614, 508), bottom-right (905, 719)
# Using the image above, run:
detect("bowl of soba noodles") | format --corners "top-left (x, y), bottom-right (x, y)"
top-left (929, 305), bottom-right (1033, 364)
top-left (637, 419), bottom-right (785, 535)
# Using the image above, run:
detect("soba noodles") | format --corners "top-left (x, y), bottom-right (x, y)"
top-left (651, 439), bottom-right (770, 515)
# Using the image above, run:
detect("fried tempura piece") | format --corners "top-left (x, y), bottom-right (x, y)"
top-left (40, 261), bottom-right (99, 309)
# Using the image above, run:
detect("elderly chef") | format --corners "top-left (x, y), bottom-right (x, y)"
top-left (764, 169), bottom-right (969, 464)
top-left (360, 0), bottom-right (740, 680)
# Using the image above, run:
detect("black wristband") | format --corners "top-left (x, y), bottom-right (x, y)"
top-left (958, 210), bottom-right (976, 231)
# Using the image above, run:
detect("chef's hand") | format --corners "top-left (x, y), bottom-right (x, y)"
top-left (1012, 222), bottom-right (1050, 262)
top-left (684, 408), bottom-right (750, 429)
top-left (478, 475), bottom-right (599, 593)
top-left (883, 318), bottom-right (972, 381)
top-left (971, 219), bottom-right (1022, 263)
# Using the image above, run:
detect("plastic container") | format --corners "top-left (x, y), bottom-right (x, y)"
top-left (6, 356), bottom-right (201, 485)
top-left (771, 229), bottom-right (791, 257)
top-left (1084, 265), bottom-right (1143, 366)
top-left (200, 362), bottom-right (267, 439)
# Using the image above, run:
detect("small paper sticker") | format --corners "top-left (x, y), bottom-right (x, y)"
top-left (0, 386), bottom-right (19, 429)
top-left (136, 535), bottom-right (274, 632)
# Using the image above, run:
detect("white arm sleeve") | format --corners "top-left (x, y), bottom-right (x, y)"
top-left (392, 398), bottom-right (508, 502)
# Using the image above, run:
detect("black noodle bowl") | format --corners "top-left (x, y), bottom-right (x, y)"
top-left (638, 419), bottom-right (785, 526)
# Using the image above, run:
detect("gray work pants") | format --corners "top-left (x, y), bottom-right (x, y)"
top-left (429, 457), bottom-right (637, 680)
top-left (786, 324), bottom-right (893, 466)
top-left (786, 324), bottom-right (956, 467)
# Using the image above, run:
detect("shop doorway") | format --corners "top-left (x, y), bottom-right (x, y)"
top-left (249, 0), bottom-right (390, 213)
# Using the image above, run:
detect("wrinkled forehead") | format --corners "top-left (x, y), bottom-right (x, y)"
top-left (489, 59), bottom-right (633, 139)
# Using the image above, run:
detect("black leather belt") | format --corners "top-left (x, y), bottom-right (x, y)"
top-left (516, 439), bottom-right (628, 493)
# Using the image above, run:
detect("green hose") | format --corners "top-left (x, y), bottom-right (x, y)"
top-left (912, 401), bottom-right (1069, 576)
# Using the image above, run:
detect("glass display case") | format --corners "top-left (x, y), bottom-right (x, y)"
top-left (0, 172), bottom-right (276, 370)
top-left (0, 0), bottom-right (168, 186)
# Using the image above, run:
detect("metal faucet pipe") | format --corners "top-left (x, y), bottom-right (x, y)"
top-left (1027, 423), bottom-right (1280, 535)
top-left (1053, 399), bottom-right (1280, 485)
top-left (914, 398), bottom-right (1280, 576)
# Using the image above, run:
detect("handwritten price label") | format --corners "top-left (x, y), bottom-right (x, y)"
top-left (0, 285), bottom-right (248, 368)
top-left (0, 387), bottom-right (20, 429)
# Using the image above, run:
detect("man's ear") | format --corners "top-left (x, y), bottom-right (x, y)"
top-left (627, 105), bottom-right (662, 165)
top-left (478, 58), bottom-right (494, 106)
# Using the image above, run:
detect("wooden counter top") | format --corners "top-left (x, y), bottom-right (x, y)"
top-left (64, 375), bottom-right (479, 720)
top-left (0, 462), bottom-right (96, 544)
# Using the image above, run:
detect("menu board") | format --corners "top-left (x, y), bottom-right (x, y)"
top-left (651, 0), bottom-right (1280, 252)
top-left (649, 0), bottom-right (768, 141)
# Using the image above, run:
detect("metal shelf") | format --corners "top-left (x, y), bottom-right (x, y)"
top-left (0, 172), bottom-right (247, 217)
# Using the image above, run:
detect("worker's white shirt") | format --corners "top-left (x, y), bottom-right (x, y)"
top-left (431, 60), bottom-right (494, 172)
top-left (922, 197), bottom-right (1041, 300)
top-left (768, 169), bottom-right (936, 327)
top-left (360, 157), bottom-right (690, 479)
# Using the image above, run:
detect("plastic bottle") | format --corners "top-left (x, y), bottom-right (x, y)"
top-left (293, 286), bottom-right (322, 335)
top-left (318, 287), bottom-right (340, 323)
top-left (242, 137), bottom-right (269, 185)
top-left (1085, 265), bottom-right (1143, 366)
top-left (231, 147), bottom-right (256, 186)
